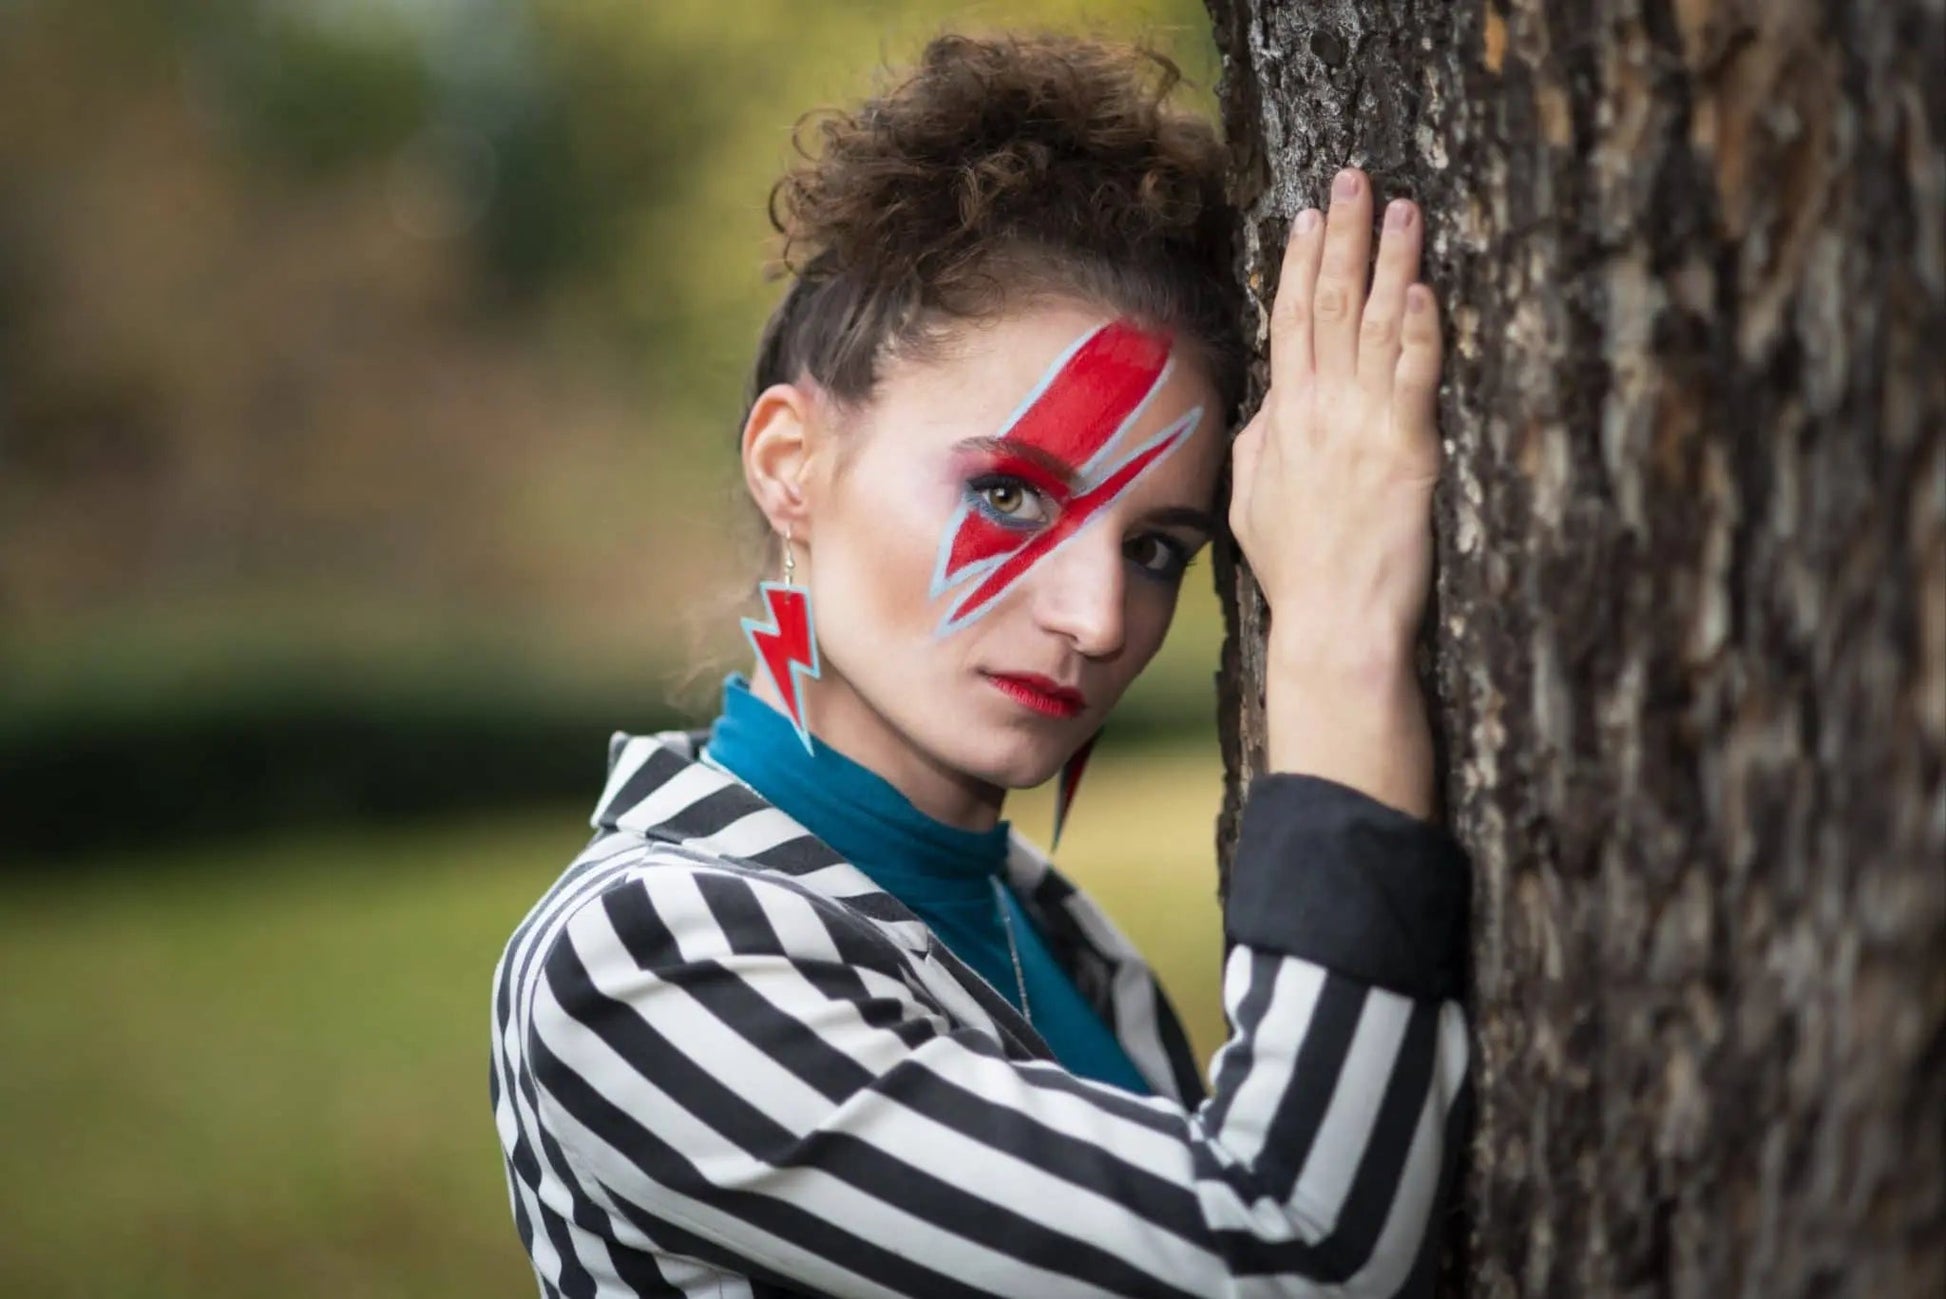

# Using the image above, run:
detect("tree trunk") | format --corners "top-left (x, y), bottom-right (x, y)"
top-left (1203, 1), bottom-right (1945, 1295)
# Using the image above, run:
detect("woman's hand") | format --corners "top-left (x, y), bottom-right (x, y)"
top-left (1230, 167), bottom-right (1443, 667)
top-left (1228, 167), bottom-right (1444, 817)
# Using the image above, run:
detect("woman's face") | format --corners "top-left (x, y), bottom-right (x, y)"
top-left (786, 300), bottom-right (1225, 806)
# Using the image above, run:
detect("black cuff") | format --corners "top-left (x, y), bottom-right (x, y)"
top-left (1226, 773), bottom-right (1470, 1002)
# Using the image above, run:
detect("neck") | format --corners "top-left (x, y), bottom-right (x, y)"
top-left (749, 660), bottom-right (1005, 832)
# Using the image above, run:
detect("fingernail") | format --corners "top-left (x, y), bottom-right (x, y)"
top-left (1333, 169), bottom-right (1361, 199)
top-left (1385, 199), bottom-right (1412, 231)
top-left (1407, 285), bottom-right (1430, 312)
top-left (1296, 208), bottom-right (1321, 233)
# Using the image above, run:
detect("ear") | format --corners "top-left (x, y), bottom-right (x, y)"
top-left (740, 381), bottom-right (821, 540)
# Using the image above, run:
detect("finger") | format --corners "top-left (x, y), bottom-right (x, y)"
top-left (1312, 167), bottom-right (1373, 381)
top-left (1394, 283), bottom-right (1444, 440)
top-left (1356, 198), bottom-right (1424, 399)
top-left (1267, 207), bottom-right (1324, 382)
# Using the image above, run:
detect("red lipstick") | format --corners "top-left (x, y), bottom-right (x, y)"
top-left (985, 672), bottom-right (1086, 719)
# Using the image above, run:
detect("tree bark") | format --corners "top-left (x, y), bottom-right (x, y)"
top-left (1204, 1), bottom-right (1946, 1295)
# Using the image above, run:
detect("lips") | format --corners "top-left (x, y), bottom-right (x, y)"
top-left (985, 672), bottom-right (1086, 719)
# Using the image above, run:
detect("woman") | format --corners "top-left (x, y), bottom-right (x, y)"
top-left (492, 32), bottom-right (1469, 1299)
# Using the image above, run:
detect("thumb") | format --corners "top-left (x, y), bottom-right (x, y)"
top-left (1227, 412), bottom-right (1266, 531)
top-left (1229, 412), bottom-right (1265, 486)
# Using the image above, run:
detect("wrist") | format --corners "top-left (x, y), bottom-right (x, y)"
top-left (1266, 623), bottom-right (1417, 694)
top-left (1263, 645), bottom-right (1435, 820)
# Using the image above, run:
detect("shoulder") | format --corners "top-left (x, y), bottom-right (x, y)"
top-left (509, 838), bottom-right (959, 1111)
top-left (503, 834), bottom-right (909, 996)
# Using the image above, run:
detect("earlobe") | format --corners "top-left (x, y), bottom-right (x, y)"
top-left (742, 381), bottom-right (817, 536)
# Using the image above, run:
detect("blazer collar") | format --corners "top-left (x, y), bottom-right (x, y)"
top-left (589, 727), bottom-right (1207, 1103)
top-left (590, 728), bottom-right (1055, 1060)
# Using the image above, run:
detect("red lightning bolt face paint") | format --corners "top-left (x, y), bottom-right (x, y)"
top-left (929, 320), bottom-right (1203, 638)
top-left (742, 583), bottom-right (820, 753)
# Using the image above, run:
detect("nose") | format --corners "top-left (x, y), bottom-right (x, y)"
top-left (1031, 528), bottom-right (1126, 658)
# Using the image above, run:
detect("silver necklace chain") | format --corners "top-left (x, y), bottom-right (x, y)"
top-left (991, 875), bottom-right (1032, 1027)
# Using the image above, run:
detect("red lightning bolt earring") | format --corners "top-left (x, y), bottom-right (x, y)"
top-left (742, 529), bottom-right (820, 755)
top-left (1051, 729), bottom-right (1099, 851)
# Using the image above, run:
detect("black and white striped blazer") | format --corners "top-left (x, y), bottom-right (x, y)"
top-left (491, 727), bottom-right (1472, 1297)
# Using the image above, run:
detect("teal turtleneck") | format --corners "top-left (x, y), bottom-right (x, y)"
top-left (703, 675), bottom-right (1151, 1095)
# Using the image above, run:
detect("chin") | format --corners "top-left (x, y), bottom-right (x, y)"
top-left (935, 725), bottom-right (1073, 791)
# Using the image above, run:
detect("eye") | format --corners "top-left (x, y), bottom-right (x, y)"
top-left (968, 474), bottom-right (1051, 526)
top-left (1125, 533), bottom-right (1194, 581)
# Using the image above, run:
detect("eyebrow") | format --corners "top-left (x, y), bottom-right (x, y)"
top-left (951, 436), bottom-right (1080, 488)
top-left (1141, 505), bottom-right (1219, 535)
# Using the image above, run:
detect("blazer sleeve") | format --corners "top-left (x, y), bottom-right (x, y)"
top-left (526, 773), bottom-right (1472, 1298)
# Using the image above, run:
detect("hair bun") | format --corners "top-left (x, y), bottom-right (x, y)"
top-left (772, 33), bottom-right (1222, 301)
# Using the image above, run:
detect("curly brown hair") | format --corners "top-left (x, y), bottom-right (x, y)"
top-left (748, 31), bottom-right (1243, 431)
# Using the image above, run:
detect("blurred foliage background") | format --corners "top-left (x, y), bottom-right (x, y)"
top-left (1, 1), bottom-right (1228, 1294)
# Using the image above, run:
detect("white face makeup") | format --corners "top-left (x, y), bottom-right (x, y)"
top-left (786, 302), bottom-right (1226, 824)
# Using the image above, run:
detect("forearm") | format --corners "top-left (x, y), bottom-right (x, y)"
top-left (1264, 628), bottom-right (1436, 821)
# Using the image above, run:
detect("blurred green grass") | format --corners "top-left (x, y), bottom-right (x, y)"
top-left (0, 740), bottom-right (1226, 1298)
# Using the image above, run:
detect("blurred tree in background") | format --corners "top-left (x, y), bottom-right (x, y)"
top-left (1, 0), bottom-right (1222, 853)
